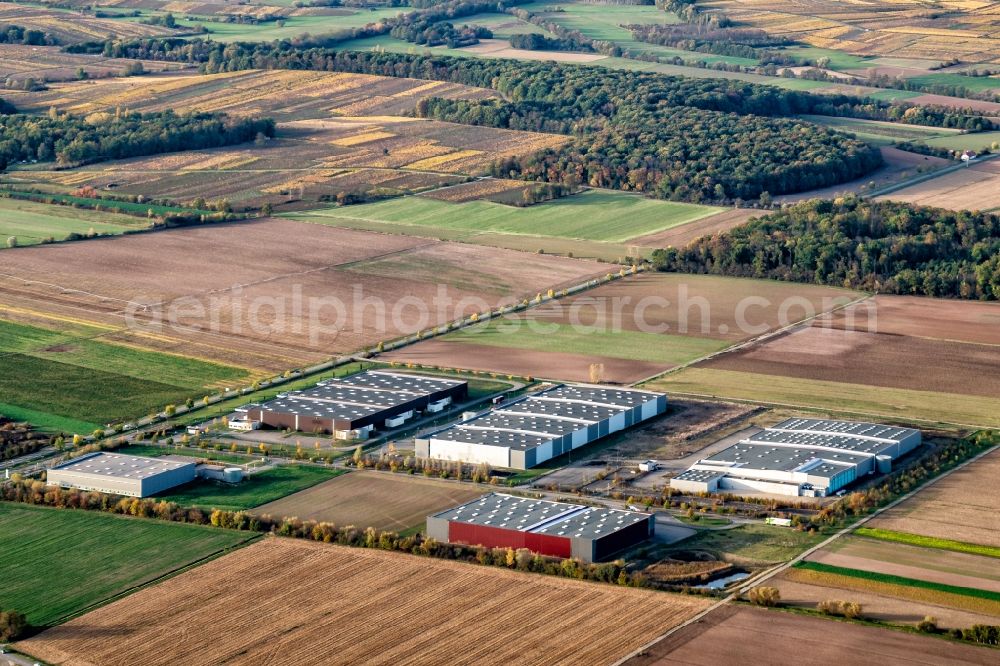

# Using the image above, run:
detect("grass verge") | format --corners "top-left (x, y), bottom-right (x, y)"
top-left (153, 465), bottom-right (344, 511)
top-left (794, 561), bottom-right (1000, 602)
top-left (854, 527), bottom-right (1000, 560)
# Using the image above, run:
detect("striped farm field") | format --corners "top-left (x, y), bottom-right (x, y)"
top-left (784, 563), bottom-right (1000, 617)
top-left (17, 538), bottom-right (711, 666)
top-left (0, 318), bottom-right (253, 431)
top-left (291, 190), bottom-right (725, 243)
top-left (0, 503), bottom-right (255, 629)
top-left (868, 447), bottom-right (1000, 548)
top-left (0, 197), bottom-right (151, 247)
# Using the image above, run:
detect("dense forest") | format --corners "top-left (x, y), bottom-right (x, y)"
top-left (650, 198), bottom-right (1000, 300)
top-left (0, 107), bottom-right (274, 171)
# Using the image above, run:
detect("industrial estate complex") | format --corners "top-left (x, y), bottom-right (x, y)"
top-left (415, 385), bottom-right (667, 469)
top-left (238, 370), bottom-right (468, 439)
top-left (427, 493), bottom-right (654, 563)
top-left (670, 418), bottom-right (922, 497)
top-left (46, 452), bottom-right (197, 498)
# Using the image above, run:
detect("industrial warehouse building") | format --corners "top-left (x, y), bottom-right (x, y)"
top-left (427, 493), bottom-right (653, 563)
top-left (671, 418), bottom-right (921, 497)
top-left (47, 452), bottom-right (197, 498)
top-left (240, 370), bottom-right (467, 439)
top-left (415, 384), bottom-right (667, 469)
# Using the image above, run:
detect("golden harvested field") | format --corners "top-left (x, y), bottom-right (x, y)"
top-left (869, 448), bottom-right (1000, 548)
top-left (878, 159), bottom-right (1000, 211)
top-left (703, 0), bottom-right (1000, 62)
top-left (0, 219), bottom-right (605, 373)
top-left (4, 71), bottom-right (566, 209)
top-left (6, 118), bottom-right (566, 210)
top-left (254, 471), bottom-right (485, 532)
top-left (0, 44), bottom-right (190, 83)
top-left (420, 178), bottom-right (536, 203)
top-left (6, 69), bottom-right (497, 122)
top-left (17, 538), bottom-right (710, 666)
top-left (461, 38), bottom-right (610, 62)
top-left (0, 2), bottom-right (177, 44)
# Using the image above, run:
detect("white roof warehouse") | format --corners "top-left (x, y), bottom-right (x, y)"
top-left (671, 418), bottom-right (921, 498)
top-left (415, 384), bottom-right (667, 469)
top-left (46, 452), bottom-right (196, 498)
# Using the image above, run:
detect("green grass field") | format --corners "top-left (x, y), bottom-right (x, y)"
top-left (906, 72), bottom-right (1000, 93)
top-left (780, 46), bottom-right (876, 71)
top-left (0, 198), bottom-right (150, 247)
top-left (433, 12), bottom-right (556, 39)
top-left (0, 503), bottom-right (254, 628)
top-left (794, 561), bottom-right (1000, 602)
top-left (120, 443), bottom-right (259, 464)
top-left (446, 321), bottom-right (728, 366)
top-left (290, 190), bottom-right (723, 243)
top-left (854, 528), bottom-right (1000, 560)
top-left (155, 465), bottom-right (343, 511)
top-left (800, 114), bottom-right (956, 146)
top-left (111, 7), bottom-right (411, 42)
top-left (0, 319), bottom-right (251, 431)
top-left (515, 1), bottom-right (756, 66)
top-left (648, 368), bottom-right (1000, 429)
top-left (670, 523), bottom-right (824, 564)
top-left (925, 130), bottom-right (1000, 151)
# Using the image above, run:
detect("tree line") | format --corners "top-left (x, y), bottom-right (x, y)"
top-left (0, 106), bottom-right (275, 171)
top-left (0, 415), bottom-right (49, 462)
top-left (508, 32), bottom-right (590, 52)
top-left (650, 198), bottom-right (1000, 300)
top-left (0, 23), bottom-right (58, 46)
top-left (626, 22), bottom-right (791, 62)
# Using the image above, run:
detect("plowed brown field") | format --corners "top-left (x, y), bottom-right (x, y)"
top-left (0, 219), bottom-right (604, 372)
top-left (702, 325), bottom-right (1000, 398)
top-left (623, 605), bottom-right (999, 666)
top-left (819, 295), bottom-right (1000, 346)
top-left (870, 448), bottom-right (1000, 548)
top-left (18, 538), bottom-right (710, 666)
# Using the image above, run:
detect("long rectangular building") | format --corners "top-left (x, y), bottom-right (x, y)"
top-left (47, 452), bottom-right (196, 498)
top-left (415, 384), bottom-right (667, 469)
top-left (427, 493), bottom-right (653, 563)
top-left (671, 418), bottom-right (921, 497)
top-left (241, 370), bottom-right (467, 439)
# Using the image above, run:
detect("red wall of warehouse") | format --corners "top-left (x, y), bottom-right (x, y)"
top-left (448, 522), bottom-right (572, 559)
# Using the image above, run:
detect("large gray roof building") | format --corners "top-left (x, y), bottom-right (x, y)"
top-left (47, 452), bottom-right (197, 498)
top-left (671, 418), bottom-right (921, 497)
top-left (241, 370), bottom-right (467, 438)
top-left (426, 493), bottom-right (653, 562)
top-left (415, 384), bottom-right (667, 469)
